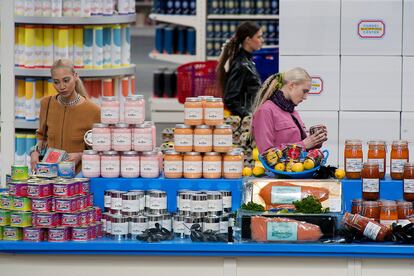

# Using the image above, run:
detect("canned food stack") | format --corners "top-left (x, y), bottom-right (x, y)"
top-left (0, 168), bottom-right (102, 242)
top-left (166, 96), bottom-right (244, 179)
top-left (152, 0), bottom-right (196, 15)
top-left (206, 20), bottom-right (278, 57)
top-left (154, 25), bottom-right (196, 55)
top-left (15, 0), bottom-right (136, 17)
top-left (15, 24), bottom-right (131, 69)
top-left (102, 189), bottom-right (170, 240)
top-left (208, 0), bottom-right (279, 15)
top-left (83, 96), bottom-right (161, 179)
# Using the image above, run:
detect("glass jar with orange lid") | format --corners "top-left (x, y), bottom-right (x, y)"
top-left (361, 162), bottom-right (380, 201)
top-left (362, 201), bottom-right (380, 221)
top-left (213, 125), bottom-right (233, 153)
top-left (351, 199), bottom-right (363, 214)
top-left (344, 139), bottom-right (363, 179)
top-left (380, 200), bottom-right (398, 228)
top-left (163, 150), bottom-right (183, 179)
top-left (174, 124), bottom-right (193, 153)
top-left (184, 97), bottom-right (203, 126)
top-left (367, 140), bottom-right (387, 179)
top-left (397, 201), bottom-right (413, 226)
top-left (204, 98), bottom-right (224, 126)
top-left (183, 152), bottom-right (203, 179)
top-left (193, 125), bottom-right (213, 153)
top-left (403, 163), bottom-right (414, 201)
top-left (390, 140), bottom-right (409, 180)
top-left (223, 150), bottom-right (243, 179)
top-left (202, 152), bottom-right (222, 179)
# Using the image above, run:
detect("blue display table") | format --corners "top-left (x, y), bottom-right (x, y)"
top-left (1, 176), bottom-right (413, 257)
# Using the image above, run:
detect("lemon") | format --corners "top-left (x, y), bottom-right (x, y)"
top-left (252, 148), bottom-right (259, 161)
top-left (285, 161), bottom-right (295, 172)
top-left (224, 109), bottom-right (231, 118)
top-left (274, 163), bottom-right (285, 172)
top-left (335, 169), bottom-right (346, 179)
top-left (255, 160), bottom-right (264, 168)
top-left (253, 166), bottom-right (265, 177)
top-left (292, 162), bottom-right (305, 172)
top-left (303, 159), bottom-right (315, 170)
top-left (242, 167), bottom-right (253, 177)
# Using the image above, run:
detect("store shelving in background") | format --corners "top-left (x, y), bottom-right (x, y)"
top-left (15, 66), bottom-right (136, 77)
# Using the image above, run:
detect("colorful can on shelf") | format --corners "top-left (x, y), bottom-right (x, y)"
top-left (3, 227), bottom-right (23, 241)
top-left (0, 193), bottom-right (11, 210)
top-left (58, 161), bottom-right (76, 178)
top-left (79, 210), bottom-right (90, 226)
top-left (121, 24), bottom-right (131, 66)
top-left (36, 162), bottom-right (58, 178)
top-left (33, 212), bottom-right (61, 228)
top-left (0, 226), bottom-right (3, 240)
top-left (93, 25), bottom-right (104, 69)
top-left (53, 180), bottom-right (77, 198)
top-left (23, 227), bottom-right (46, 242)
top-left (27, 180), bottom-right (52, 198)
top-left (73, 26), bottom-right (84, 68)
top-left (103, 27), bottom-right (112, 68)
top-left (31, 197), bottom-right (53, 213)
top-left (111, 24), bottom-right (122, 68)
top-left (34, 26), bottom-right (43, 68)
top-left (71, 226), bottom-right (90, 241)
top-left (43, 25), bottom-right (54, 68)
top-left (8, 181), bottom-right (28, 197)
top-left (12, 196), bottom-right (31, 211)
top-left (24, 25), bottom-right (36, 68)
top-left (0, 210), bottom-right (11, 227)
top-left (48, 227), bottom-right (71, 242)
top-left (61, 212), bottom-right (81, 227)
top-left (83, 25), bottom-right (94, 69)
top-left (54, 197), bottom-right (79, 213)
top-left (10, 211), bottom-right (32, 227)
top-left (11, 165), bottom-right (29, 181)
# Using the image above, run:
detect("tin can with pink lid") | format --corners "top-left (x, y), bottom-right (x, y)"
top-left (31, 197), bottom-right (53, 213)
top-left (61, 212), bottom-right (81, 227)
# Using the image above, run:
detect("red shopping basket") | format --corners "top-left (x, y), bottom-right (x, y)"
top-left (177, 61), bottom-right (221, 104)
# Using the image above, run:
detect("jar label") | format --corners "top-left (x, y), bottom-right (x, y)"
top-left (111, 198), bottom-right (122, 210)
top-left (223, 161), bottom-right (243, 174)
top-left (111, 222), bottom-right (128, 235)
top-left (162, 220), bottom-right (172, 231)
top-left (184, 222), bottom-right (193, 236)
top-left (106, 220), bottom-right (112, 234)
top-left (363, 221), bottom-right (381, 240)
top-left (174, 134), bottom-right (193, 147)
top-left (82, 160), bottom-right (100, 174)
top-left (362, 178), bottom-right (379, 192)
top-left (223, 196), bottom-right (232, 209)
top-left (129, 222), bottom-right (148, 234)
top-left (404, 179), bottom-right (414, 193)
top-left (205, 108), bottom-right (224, 121)
top-left (104, 195), bottom-right (112, 208)
top-left (93, 133), bottom-right (111, 146)
top-left (185, 108), bottom-right (203, 120)
top-left (203, 222), bottom-right (220, 232)
top-left (101, 160), bottom-right (120, 173)
top-left (112, 133), bottom-right (131, 146)
top-left (141, 161), bottom-right (159, 174)
top-left (380, 219), bottom-right (396, 228)
top-left (184, 161), bottom-right (202, 174)
top-left (173, 220), bottom-right (185, 234)
top-left (133, 133), bottom-right (152, 146)
top-left (345, 158), bottom-right (363, 172)
top-left (149, 197), bottom-right (167, 209)
top-left (267, 222), bottom-right (298, 241)
top-left (178, 199), bottom-right (191, 211)
top-left (194, 135), bottom-right (213, 147)
top-left (208, 199), bottom-right (223, 211)
top-left (214, 135), bottom-right (233, 147)
top-left (122, 199), bottom-right (140, 212)
top-left (271, 186), bottom-right (301, 204)
top-left (220, 221), bottom-right (228, 234)
top-left (164, 161), bottom-right (183, 173)
top-left (203, 161), bottom-right (222, 174)
top-left (121, 160), bottom-right (140, 176)
top-left (367, 158), bottom-right (385, 173)
top-left (191, 200), bottom-right (208, 212)
top-left (125, 107), bottom-right (144, 121)
top-left (391, 159), bottom-right (407, 173)
top-left (101, 106), bottom-right (119, 120)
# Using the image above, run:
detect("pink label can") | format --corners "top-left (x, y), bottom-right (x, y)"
top-left (27, 181), bottom-right (52, 198)
top-left (79, 210), bottom-right (90, 226)
top-left (71, 226), bottom-right (90, 241)
top-left (54, 197), bottom-right (79, 213)
top-left (48, 227), bottom-right (71, 242)
top-left (23, 227), bottom-right (46, 242)
top-left (61, 212), bottom-right (81, 227)
top-left (8, 181), bottom-right (28, 197)
top-left (89, 224), bottom-right (97, 240)
top-left (53, 181), bottom-right (77, 197)
top-left (88, 208), bottom-right (96, 224)
top-left (94, 207), bottom-right (102, 221)
top-left (87, 193), bottom-right (94, 207)
top-left (31, 197), bottom-right (53, 213)
top-left (33, 212), bottom-right (61, 228)
top-left (74, 178), bottom-right (90, 195)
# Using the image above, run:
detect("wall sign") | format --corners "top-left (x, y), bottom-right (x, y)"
top-left (358, 20), bottom-right (386, 39)
top-left (310, 76), bottom-right (323, 95)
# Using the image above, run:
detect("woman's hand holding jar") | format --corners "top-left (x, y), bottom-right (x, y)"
top-left (303, 129), bottom-right (328, 150)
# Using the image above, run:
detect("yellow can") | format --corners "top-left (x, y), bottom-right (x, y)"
top-left (43, 25), bottom-right (54, 68)
top-left (25, 78), bottom-right (36, 121)
top-left (55, 26), bottom-right (70, 60)
top-left (46, 78), bottom-right (57, 96)
top-left (35, 79), bottom-right (44, 119)
top-left (34, 26), bottom-right (43, 68)
top-left (68, 26), bottom-right (74, 61)
top-left (24, 25), bottom-right (36, 68)
top-left (15, 78), bottom-right (26, 119)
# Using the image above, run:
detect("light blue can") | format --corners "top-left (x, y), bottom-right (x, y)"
top-left (155, 25), bottom-right (165, 53)
top-left (58, 162), bottom-right (76, 178)
top-left (164, 26), bottom-right (175, 54)
top-left (103, 27), bottom-right (112, 68)
top-left (15, 134), bottom-right (26, 166)
top-left (93, 26), bottom-right (104, 69)
top-left (83, 26), bottom-right (94, 69)
top-left (111, 24), bottom-right (122, 68)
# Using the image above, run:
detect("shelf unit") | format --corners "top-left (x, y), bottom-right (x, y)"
top-left (149, 14), bottom-right (199, 28)
top-left (149, 52), bottom-right (198, 64)
top-left (0, 1), bottom-right (138, 185)
top-left (207, 15), bottom-right (280, 20)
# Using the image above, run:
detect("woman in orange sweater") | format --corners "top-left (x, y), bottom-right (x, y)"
top-left (29, 59), bottom-right (101, 173)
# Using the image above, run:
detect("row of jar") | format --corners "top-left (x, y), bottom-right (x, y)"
top-left (102, 212), bottom-right (233, 240)
top-left (174, 124), bottom-right (233, 153)
top-left (351, 199), bottom-right (414, 228)
top-left (184, 96), bottom-right (224, 126)
top-left (91, 121), bottom-right (156, 152)
top-left (344, 140), bottom-right (410, 179)
top-left (101, 95), bottom-right (146, 125)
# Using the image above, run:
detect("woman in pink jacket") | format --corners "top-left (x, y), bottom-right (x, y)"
top-left (252, 67), bottom-right (327, 154)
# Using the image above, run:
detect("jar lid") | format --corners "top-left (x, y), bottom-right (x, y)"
top-left (392, 140), bottom-right (409, 145)
top-left (198, 96), bottom-right (214, 100)
top-left (141, 151), bottom-right (158, 156)
top-left (397, 201), bottom-right (413, 207)
top-left (345, 139), bottom-right (363, 145)
top-left (185, 152), bottom-right (201, 156)
top-left (134, 123), bottom-right (151, 129)
top-left (164, 150), bottom-right (181, 156)
top-left (102, 96), bottom-right (117, 101)
top-left (195, 125), bottom-right (211, 130)
top-left (131, 215), bottom-right (148, 223)
top-left (93, 123), bottom-right (109, 128)
top-left (404, 162), bottom-right (414, 168)
top-left (204, 216), bottom-right (221, 223)
top-left (102, 151), bottom-right (119, 156)
top-left (204, 152), bottom-right (221, 156)
top-left (362, 201), bottom-right (379, 207)
top-left (352, 199), bottom-right (362, 203)
top-left (206, 97), bottom-right (223, 102)
top-left (83, 150), bottom-right (98, 155)
top-left (122, 151), bottom-right (138, 156)
top-left (367, 140), bottom-right (386, 146)
top-left (126, 95), bottom-right (144, 101)
top-left (175, 124), bottom-right (192, 129)
top-left (186, 97), bottom-right (201, 102)
top-left (380, 200), bottom-right (397, 207)
top-left (225, 150), bottom-right (242, 156)
top-left (144, 121), bottom-right (154, 126)
top-left (363, 161), bottom-right (379, 167)
top-left (146, 214), bottom-right (163, 221)
top-left (115, 123), bottom-right (129, 128)
top-left (219, 190), bottom-right (232, 196)
top-left (215, 125), bottom-right (232, 130)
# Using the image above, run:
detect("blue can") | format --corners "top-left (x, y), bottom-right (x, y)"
top-left (190, 0), bottom-right (196, 14)
top-left (182, 0), bottom-right (190, 14)
top-left (267, 21), bottom-right (276, 38)
top-left (167, 0), bottom-right (175, 14)
top-left (206, 39), bottom-right (215, 57)
top-left (225, 0), bottom-right (236, 14)
top-left (256, 0), bottom-right (265, 14)
top-left (187, 28), bottom-right (196, 55)
top-left (241, 0), bottom-right (254, 14)
top-left (213, 21), bottom-right (222, 39)
top-left (36, 162), bottom-right (58, 178)
top-left (174, 0), bottom-right (182, 14)
top-left (58, 162), bottom-right (76, 178)
top-left (164, 26), bottom-right (175, 54)
top-left (25, 134), bottom-right (36, 168)
top-left (15, 134), bottom-right (26, 166)
top-left (271, 0), bottom-right (279, 14)
top-left (207, 21), bottom-right (215, 38)
top-left (177, 27), bottom-right (187, 54)
top-left (155, 25), bottom-right (165, 53)
top-left (221, 21), bottom-right (230, 39)
top-left (214, 40), bottom-right (222, 57)
top-left (229, 21), bottom-right (238, 34)
top-left (152, 0), bottom-right (162, 13)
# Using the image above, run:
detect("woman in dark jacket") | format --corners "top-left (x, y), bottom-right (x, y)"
top-left (217, 21), bottom-right (264, 118)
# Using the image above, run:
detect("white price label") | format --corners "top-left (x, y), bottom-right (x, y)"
top-left (184, 161), bottom-right (202, 174)
top-left (174, 134), bottom-right (193, 147)
top-left (391, 159), bottom-right (407, 173)
top-left (214, 134), bottom-right (233, 147)
top-left (224, 161), bottom-right (243, 174)
top-left (346, 158), bottom-right (363, 173)
top-left (164, 161), bottom-right (183, 173)
top-left (362, 178), bottom-right (379, 193)
top-left (194, 135), bottom-right (213, 147)
top-left (185, 108), bottom-right (203, 120)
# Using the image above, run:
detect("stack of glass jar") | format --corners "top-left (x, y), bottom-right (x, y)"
top-left (344, 139), bottom-right (410, 180)
top-left (101, 189), bottom-right (233, 240)
top-left (82, 95), bottom-right (162, 179)
top-left (166, 96), bottom-right (243, 179)
top-left (0, 176), bottom-right (102, 242)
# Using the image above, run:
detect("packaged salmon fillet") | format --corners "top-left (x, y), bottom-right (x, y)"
top-left (251, 216), bottom-right (323, 242)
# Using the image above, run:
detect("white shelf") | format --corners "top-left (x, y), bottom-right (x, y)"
top-left (149, 52), bottom-right (198, 64)
top-left (15, 65), bottom-right (136, 77)
top-left (131, 26), bottom-right (155, 37)
top-left (149, 13), bottom-right (198, 29)
top-left (207, 15), bottom-right (279, 20)
top-left (136, 1), bottom-right (153, 7)
top-left (15, 119), bottom-right (38, 130)
top-left (150, 98), bottom-right (184, 124)
top-left (14, 14), bottom-right (137, 25)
